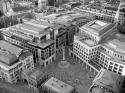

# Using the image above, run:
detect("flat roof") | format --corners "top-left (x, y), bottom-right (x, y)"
top-left (20, 24), bottom-right (45, 35)
top-left (89, 21), bottom-right (107, 30)
top-left (30, 70), bottom-right (44, 80)
top-left (102, 36), bottom-right (125, 56)
top-left (19, 52), bottom-right (32, 60)
top-left (80, 20), bottom-right (115, 36)
top-left (0, 40), bottom-right (23, 56)
top-left (44, 77), bottom-right (74, 93)
top-left (108, 39), bottom-right (125, 51)
top-left (84, 39), bottom-right (96, 46)
top-left (27, 20), bottom-right (55, 28)
top-left (28, 39), bottom-right (54, 49)
top-left (44, 13), bottom-right (62, 20)
top-left (93, 68), bottom-right (124, 93)
top-left (78, 36), bottom-right (97, 47)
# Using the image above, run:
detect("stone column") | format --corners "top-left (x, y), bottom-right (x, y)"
top-left (62, 48), bottom-right (65, 61)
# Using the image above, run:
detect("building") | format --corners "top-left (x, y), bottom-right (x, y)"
top-left (0, 40), bottom-right (34, 84)
top-left (50, 11), bottom-right (94, 45)
top-left (88, 68), bottom-right (124, 93)
top-left (60, 2), bottom-right (81, 10)
top-left (69, 20), bottom-right (117, 74)
top-left (24, 69), bottom-right (48, 93)
top-left (73, 5), bottom-right (125, 24)
top-left (41, 77), bottom-right (76, 93)
top-left (0, 1), bottom-right (11, 14)
top-left (79, 20), bottom-right (116, 43)
top-left (96, 33), bottom-right (125, 76)
top-left (72, 33), bottom-right (100, 67)
top-left (15, 1), bottom-right (33, 7)
top-left (8, 6), bottom-right (32, 16)
top-left (2, 20), bottom-right (62, 67)
top-left (38, 0), bottom-right (48, 9)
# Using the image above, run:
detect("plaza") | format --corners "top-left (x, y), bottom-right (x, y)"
top-left (35, 46), bottom-right (97, 93)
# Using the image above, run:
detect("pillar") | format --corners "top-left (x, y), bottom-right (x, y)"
top-left (62, 48), bottom-right (65, 61)
top-left (44, 62), bottom-right (46, 67)
top-left (86, 63), bottom-right (88, 69)
top-left (93, 70), bottom-right (95, 75)
top-left (79, 59), bottom-right (81, 64)
top-left (89, 67), bottom-right (91, 72)
top-left (69, 50), bottom-right (71, 56)
top-left (82, 62), bottom-right (84, 66)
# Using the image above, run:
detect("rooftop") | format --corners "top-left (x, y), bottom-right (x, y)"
top-left (0, 40), bottom-right (23, 56)
top-left (44, 13), bottom-right (62, 20)
top-left (26, 20), bottom-right (55, 28)
top-left (28, 39), bottom-right (54, 49)
top-left (30, 70), bottom-right (44, 80)
top-left (9, 25), bottom-right (49, 38)
top-left (102, 34), bottom-right (125, 55)
top-left (19, 52), bottom-right (32, 60)
top-left (108, 39), bottom-right (125, 52)
top-left (93, 68), bottom-right (124, 93)
top-left (75, 34), bottom-right (97, 47)
top-left (19, 24), bottom-right (45, 35)
top-left (80, 20), bottom-right (115, 36)
top-left (12, 7), bottom-right (30, 12)
top-left (44, 77), bottom-right (75, 93)
top-left (0, 50), bottom-right (18, 66)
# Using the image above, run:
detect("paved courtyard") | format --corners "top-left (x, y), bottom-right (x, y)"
top-left (36, 46), bottom-right (97, 93)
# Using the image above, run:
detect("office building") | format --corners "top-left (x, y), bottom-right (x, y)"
top-left (79, 20), bottom-right (116, 43)
top-left (41, 77), bottom-right (76, 93)
top-left (25, 69), bottom-right (48, 93)
top-left (96, 33), bottom-right (125, 76)
top-left (60, 1), bottom-right (81, 10)
top-left (49, 11), bottom-right (94, 45)
top-left (0, 40), bottom-right (34, 84)
top-left (73, 33), bottom-right (100, 64)
top-left (73, 5), bottom-right (125, 24)
top-left (8, 6), bottom-right (32, 16)
top-left (2, 20), bottom-right (62, 67)
top-left (69, 20), bottom-right (117, 74)
top-left (88, 68), bottom-right (124, 93)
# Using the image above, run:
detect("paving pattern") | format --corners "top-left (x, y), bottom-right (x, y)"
top-left (36, 47), bottom-right (96, 93)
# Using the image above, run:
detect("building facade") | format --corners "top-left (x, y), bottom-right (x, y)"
top-left (2, 20), bottom-right (61, 67)
top-left (51, 11), bottom-right (94, 45)
top-left (26, 69), bottom-right (48, 93)
top-left (95, 33), bottom-right (125, 76)
top-left (0, 40), bottom-right (34, 84)
top-left (88, 68), bottom-right (124, 93)
top-left (73, 5), bottom-right (125, 24)
top-left (69, 20), bottom-right (118, 74)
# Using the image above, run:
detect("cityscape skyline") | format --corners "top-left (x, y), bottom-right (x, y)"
top-left (0, 0), bottom-right (125, 93)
